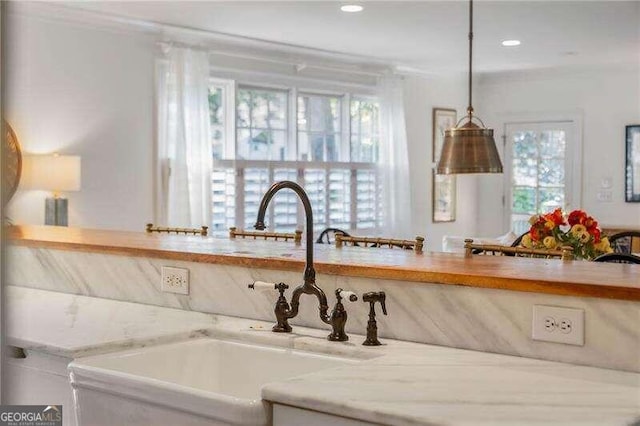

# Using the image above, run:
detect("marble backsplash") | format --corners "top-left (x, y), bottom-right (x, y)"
top-left (7, 246), bottom-right (640, 372)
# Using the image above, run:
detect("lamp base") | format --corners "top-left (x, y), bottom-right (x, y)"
top-left (45, 197), bottom-right (68, 226)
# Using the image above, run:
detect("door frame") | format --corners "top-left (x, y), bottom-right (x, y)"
top-left (499, 111), bottom-right (583, 231)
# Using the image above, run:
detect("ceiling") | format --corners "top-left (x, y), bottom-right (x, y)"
top-left (58, 1), bottom-right (640, 74)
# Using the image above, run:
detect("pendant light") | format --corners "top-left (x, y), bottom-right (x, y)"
top-left (436, 0), bottom-right (503, 174)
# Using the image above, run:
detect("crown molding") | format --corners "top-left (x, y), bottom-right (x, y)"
top-left (7, 2), bottom-right (161, 37)
top-left (478, 61), bottom-right (640, 86)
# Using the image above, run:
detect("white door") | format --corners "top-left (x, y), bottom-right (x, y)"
top-left (504, 121), bottom-right (580, 235)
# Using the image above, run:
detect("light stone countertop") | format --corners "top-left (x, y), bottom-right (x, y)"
top-left (7, 286), bottom-right (640, 426)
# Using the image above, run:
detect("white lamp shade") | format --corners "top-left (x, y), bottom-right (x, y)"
top-left (22, 154), bottom-right (81, 192)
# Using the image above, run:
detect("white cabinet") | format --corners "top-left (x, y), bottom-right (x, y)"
top-left (4, 348), bottom-right (75, 426)
top-left (273, 404), bottom-right (379, 426)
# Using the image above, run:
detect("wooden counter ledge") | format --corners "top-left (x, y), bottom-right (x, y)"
top-left (7, 225), bottom-right (640, 301)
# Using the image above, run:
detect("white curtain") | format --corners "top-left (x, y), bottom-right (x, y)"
top-left (378, 75), bottom-right (413, 238)
top-left (156, 45), bottom-right (212, 228)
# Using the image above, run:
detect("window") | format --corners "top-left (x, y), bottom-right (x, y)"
top-left (350, 99), bottom-right (380, 163)
top-left (237, 87), bottom-right (288, 161)
top-left (505, 121), bottom-right (576, 235)
top-left (209, 83), bottom-right (381, 234)
top-left (209, 86), bottom-right (225, 160)
top-left (297, 93), bottom-right (342, 161)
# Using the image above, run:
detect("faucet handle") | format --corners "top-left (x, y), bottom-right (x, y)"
top-left (328, 288), bottom-right (356, 342)
top-left (248, 281), bottom-right (289, 295)
top-left (274, 282), bottom-right (289, 297)
top-left (249, 281), bottom-right (277, 291)
top-left (336, 288), bottom-right (358, 302)
top-left (379, 293), bottom-right (387, 315)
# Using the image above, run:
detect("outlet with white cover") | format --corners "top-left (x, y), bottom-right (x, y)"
top-left (532, 305), bottom-right (584, 346)
top-left (161, 266), bottom-right (189, 295)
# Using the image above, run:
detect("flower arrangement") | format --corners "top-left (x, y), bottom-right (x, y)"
top-left (520, 208), bottom-right (613, 260)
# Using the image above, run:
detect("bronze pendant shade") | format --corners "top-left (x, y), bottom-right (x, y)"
top-left (436, 0), bottom-right (503, 175)
top-left (437, 120), bottom-right (503, 174)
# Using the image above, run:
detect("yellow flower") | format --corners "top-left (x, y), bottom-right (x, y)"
top-left (521, 234), bottom-right (533, 248)
top-left (570, 224), bottom-right (587, 236)
top-left (578, 231), bottom-right (590, 243)
top-left (593, 237), bottom-right (611, 253)
top-left (594, 237), bottom-right (611, 252)
top-left (544, 220), bottom-right (555, 230)
top-left (543, 236), bottom-right (557, 249)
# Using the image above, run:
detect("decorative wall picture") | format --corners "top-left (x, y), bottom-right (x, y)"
top-left (626, 125), bottom-right (640, 202)
top-left (432, 108), bottom-right (457, 222)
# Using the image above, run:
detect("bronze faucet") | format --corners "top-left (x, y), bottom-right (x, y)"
top-left (362, 291), bottom-right (387, 346)
top-left (250, 181), bottom-right (354, 341)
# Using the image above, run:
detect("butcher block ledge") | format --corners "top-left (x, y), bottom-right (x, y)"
top-left (7, 225), bottom-right (640, 301)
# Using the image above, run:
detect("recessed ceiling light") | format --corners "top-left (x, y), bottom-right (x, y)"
top-left (501, 40), bottom-right (521, 47)
top-left (341, 4), bottom-right (363, 13)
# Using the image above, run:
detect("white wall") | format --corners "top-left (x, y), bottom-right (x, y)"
top-left (6, 10), bottom-right (473, 249)
top-left (476, 66), bottom-right (640, 236)
top-left (403, 74), bottom-right (478, 250)
top-left (5, 11), bottom-right (156, 230)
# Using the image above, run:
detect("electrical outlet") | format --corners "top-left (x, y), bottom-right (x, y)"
top-left (559, 318), bottom-right (573, 334)
top-left (161, 266), bottom-right (189, 295)
top-left (532, 305), bottom-right (584, 346)
top-left (543, 316), bottom-right (557, 332)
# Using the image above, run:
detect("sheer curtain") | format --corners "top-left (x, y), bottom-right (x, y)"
top-left (378, 75), bottom-right (412, 238)
top-left (156, 45), bottom-right (212, 228)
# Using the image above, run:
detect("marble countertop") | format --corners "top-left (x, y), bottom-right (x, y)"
top-left (6, 286), bottom-right (219, 358)
top-left (7, 286), bottom-right (640, 425)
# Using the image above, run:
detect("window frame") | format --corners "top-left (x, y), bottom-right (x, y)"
top-left (210, 78), bottom-right (382, 235)
top-left (209, 78), bottom-right (236, 160)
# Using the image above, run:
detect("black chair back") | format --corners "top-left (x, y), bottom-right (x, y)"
top-left (316, 228), bottom-right (350, 244)
top-left (593, 253), bottom-right (640, 264)
top-left (608, 231), bottom-right (640, 254)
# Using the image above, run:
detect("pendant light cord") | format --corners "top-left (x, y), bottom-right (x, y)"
top-left (467, 0), bottom-right (474, 118)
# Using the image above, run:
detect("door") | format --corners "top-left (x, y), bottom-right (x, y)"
top-left (504, 121), bottom-right (579, 235)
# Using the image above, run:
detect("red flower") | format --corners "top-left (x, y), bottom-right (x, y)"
top-left (547, 208), bottom-right (566, 226)
top-left (568, 210), bottom-right (587, 226)
top-left (529, 217), bottom-right (552, 242)
top-left (591, 228), bottom-right (601, 244)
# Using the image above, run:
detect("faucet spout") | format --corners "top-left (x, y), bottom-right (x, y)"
top-left (255, 180), bottom-right (316, 286)
top-left (254, 180), bottom-right (331, 326)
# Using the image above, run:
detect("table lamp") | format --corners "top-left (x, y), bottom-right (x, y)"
top-left (22, 154), bottom-right (81, 226)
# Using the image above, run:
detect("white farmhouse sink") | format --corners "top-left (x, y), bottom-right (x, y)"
top-left (69, 338), bottom-right (357, 426)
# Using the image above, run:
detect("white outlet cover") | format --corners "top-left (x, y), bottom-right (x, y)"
top-left (161, 266), bottom-right (189, 295)
top-left (532, 305), bottom-right (584, 346)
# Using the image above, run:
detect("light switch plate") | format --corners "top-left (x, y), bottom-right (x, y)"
top-left (161, 266), bottom-right (189, 295)
top-left (532, 305), bottom-right (584, 346)
top-left (596, 190), bottom-right (613, 202)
